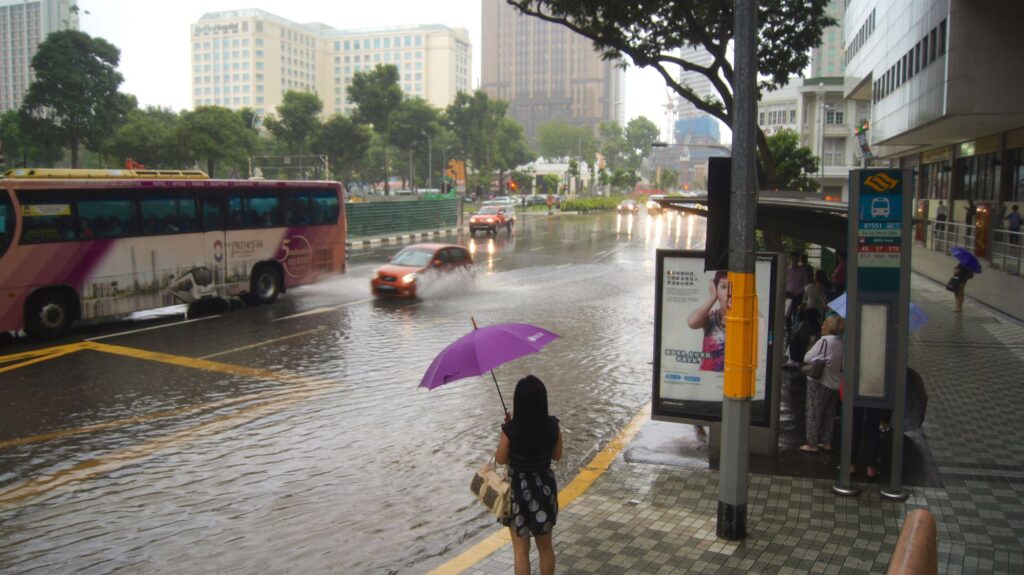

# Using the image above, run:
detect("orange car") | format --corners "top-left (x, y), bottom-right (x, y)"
top-left (370, 243), bottom-right (474, 298)
top-left (469, 205), bottom-right (515, 235)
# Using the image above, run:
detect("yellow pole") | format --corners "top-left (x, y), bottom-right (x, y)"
top-left (724, 272), bottom-right (757, 399)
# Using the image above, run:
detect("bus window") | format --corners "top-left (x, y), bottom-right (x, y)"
top-left (78, 190), bottom-right (133, 238)
top-left (228, 194), bottom-right (246, 229)
top-left (140, 192), bottom-right (197, 234)
top-left (286, 191), bottom-right (312, 225)
top-left (247, 192), bottom-right (282, 227)
top-left (199, 193), bottom-right (225, 231)
top-left (311, 189), bottom-right (339, 224)
top-left (16, 190), bottom-right (74, 243)
top-left (0, 191), bottom-right (13, 257)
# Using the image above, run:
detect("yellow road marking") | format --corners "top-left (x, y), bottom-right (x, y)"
top-left (0, 379), bottom-right (337, 506)
top-left (0, 343), bottom-right (89, 375)
top-left (0, 343), bottom-right (86, 364)
top-left (80, 341), bottom-right (305, 383)
top-left (428, 404), bottom-right (651, 575)
top-left (199, 327), bottom-right (325, 359)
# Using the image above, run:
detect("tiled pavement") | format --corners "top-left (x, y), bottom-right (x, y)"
top-left (453, 273), bottom-right (1024, 574)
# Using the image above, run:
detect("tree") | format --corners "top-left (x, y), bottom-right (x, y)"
top-left (348, 65), bottom-right (403, 192)
top-left (103, 106), bottom-right (183, 168)
top-left (506, 0), bottom-right (836, 183)
top-left (493, 117), bottom-right (535, 190)
top-left (623, 117), bottom-right (660, 169)
top-left (20, 30), bottom-right (134, 167)
top-left (764, 129), bottom-right (820, 192)
top-left (537, 120), bottom-right (595, 162)
top-left (446, 90), bottom-right (508, 190)
top-left (0, 110), bottom-right (64, 167)
top-left (263, 91), bottom-right (323, 158)
top-left (389, 97), bottom-right (444, 188)
top-left (177, 106), bottom-right (253, 177)
top-left (657, 168), bottom-right (680, 192)
top-left (314, 114), bottom-right (372, 190)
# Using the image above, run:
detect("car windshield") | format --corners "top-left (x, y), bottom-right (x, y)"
top-left (477, 206), bottom-right (500, 215)
top-left (391, 248), bottom-right (434, 267)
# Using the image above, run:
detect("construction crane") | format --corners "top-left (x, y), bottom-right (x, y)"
top-left (662, 88), bottom-right (676, 143)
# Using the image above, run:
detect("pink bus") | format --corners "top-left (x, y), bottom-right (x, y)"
top-left (0, 169), bottom-right (347, 340)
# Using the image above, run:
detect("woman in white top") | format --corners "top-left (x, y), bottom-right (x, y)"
top-left (800, 315), bottom-right (845, 453)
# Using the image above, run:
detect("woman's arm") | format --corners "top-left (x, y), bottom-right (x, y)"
top-left (803, 337), bottom-right (824, 364)
top-left (551, 431), bottom-right (563, 462)
top-left (495, 430), bottom-right (510, 465)
top-left (687, 279), bottom-right (718, 329)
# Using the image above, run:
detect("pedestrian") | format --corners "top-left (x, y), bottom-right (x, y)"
top-left (785, 251), bottom-right (806, 331)
top-left (800, 315), bottom-right (844, 453)
top-left (803, 269), bottom-right (829, 319)
top-left (829, 251), bottom-right (847, 297)
top-left (965, 199), bottom-right (977, 227)
top-left (951, 262), bottom-right (973, 312)
top-left (935, 200), bottom-right (948, 230)
top-left (495, 375), bottom-right (563, 575)
top-left (799, 253), bottom-right (814, 287)
top-left (1006, 204), bottom-right (1022, 245)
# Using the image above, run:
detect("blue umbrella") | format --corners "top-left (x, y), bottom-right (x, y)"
top-left (827, 292), bottom-right (929, 332)
top-left (950, 246), bottom-right (982, 274)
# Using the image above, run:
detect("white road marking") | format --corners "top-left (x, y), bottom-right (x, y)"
top-left (85, 315), bottom-right (221, 341)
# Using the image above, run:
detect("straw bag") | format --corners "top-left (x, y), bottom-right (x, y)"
top-left (470, 456), bottom-right (511, 519)
top-left (801, 340), bottom-right (828, 380)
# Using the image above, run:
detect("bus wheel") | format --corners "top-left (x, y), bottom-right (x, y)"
top-left (249, 265), bottom-right (282, 305)
top-left (25, 290), bottom-right (73, 341)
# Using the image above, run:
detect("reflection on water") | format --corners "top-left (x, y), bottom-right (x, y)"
top-left (0, 212), bottom-right (705, 573)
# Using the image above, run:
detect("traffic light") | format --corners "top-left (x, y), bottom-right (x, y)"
top-left (509, 180), bottom-right (518, 192)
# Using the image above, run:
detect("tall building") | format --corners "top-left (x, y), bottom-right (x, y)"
top-left (673, 47), bottom-right (715, 123)
top-left (810, 0), bottom-right (844, 78)
top-left (191, 9), bottom-right (471, 118)
top-left (480, 0), bottom-right (624, 144)
top-left (0, 0), bottom-right (79, 113)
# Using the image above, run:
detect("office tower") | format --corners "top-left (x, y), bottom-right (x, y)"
top-left (0, 0), bottom-right (79, 113)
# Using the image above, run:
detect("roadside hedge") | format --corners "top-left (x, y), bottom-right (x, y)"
top-left (561, 196), bottom-right (629, 212)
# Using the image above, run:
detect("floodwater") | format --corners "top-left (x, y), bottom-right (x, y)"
top-left (0, 210), bottom-right (706, 573)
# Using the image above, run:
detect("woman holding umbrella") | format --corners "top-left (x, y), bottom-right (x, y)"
top-left (495, 375), bottom-right (563, 575)
top-left (952, 262), bottom-right (973, 312)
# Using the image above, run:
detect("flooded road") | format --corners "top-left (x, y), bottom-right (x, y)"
top-left (0, 210), bottom-right (707, 573)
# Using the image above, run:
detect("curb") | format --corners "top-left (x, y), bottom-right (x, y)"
top-left (345, 228), bottom-right (461, 250)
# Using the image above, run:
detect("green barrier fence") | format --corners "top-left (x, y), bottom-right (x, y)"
top-left (345, 198), bottom-right (459, 239)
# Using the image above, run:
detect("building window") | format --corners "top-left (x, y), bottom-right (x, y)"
top-left (823, 138), bottom-right (844, 167)
top-left (921, 161), bottom-right (950, 200)
top-left (955, 153), bottom-right (997, 201)
top-left (1008, 148), bottom-right (1024, 202)
top-left (938, 19), bottom-right (946, 55)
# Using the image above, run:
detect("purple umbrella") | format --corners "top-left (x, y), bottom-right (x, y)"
top-left (419, 319), bottom-right (560, 415)
top-left (950, 246), bottom-right (982, 274)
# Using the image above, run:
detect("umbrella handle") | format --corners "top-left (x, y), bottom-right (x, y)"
top-left (490, 369), bottom-right (509, 417)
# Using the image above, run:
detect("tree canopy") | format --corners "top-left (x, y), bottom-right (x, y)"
top-left (176, 106), bottom-right (253, 176)
top-left (506, 0), bottom-right (836, 182)
top-left (20, 30), bottom-right (134, 167)
top-left (263, 91), bottom-right (324, 157)
top-left (764, 129), bottom-right (819, 192)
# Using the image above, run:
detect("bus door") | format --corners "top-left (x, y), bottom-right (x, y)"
top-left (198, 190), bottom-right (229, 298)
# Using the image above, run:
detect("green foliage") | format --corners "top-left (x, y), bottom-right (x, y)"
top-left (176, 106), bottom-right (253, 177)
top-left (20, 30), bottom-right (134, 167)
top-left (561, 195), bottom-right (628, 212)
top-left (537, 121), bottom-right (596, 161)
top-left (506, 0), bottom-right (836, 183)
top-left (347, 65), bottom-right (403, 130)
top-left (763, 129), bottom-right (819, 192)
top-left (313, 114), bottom-right (372, 188)
top-left (494, 117), bottom-right (535, 174)
top-left (263, 91), bottom-right (323, 156)
top-left (0, 109), bottom-right (63, 167)
top-left (103, 106), bottom-right (183, 168)
top-left (445, 90), bottom-right (508, 186)
top-left (657, 168), bottom-right (679, 192)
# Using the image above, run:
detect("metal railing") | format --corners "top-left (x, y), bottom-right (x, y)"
top-left (922, 219), bottom-right (1024, 277)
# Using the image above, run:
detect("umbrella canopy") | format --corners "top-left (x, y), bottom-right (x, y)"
top-left (950, 246), bottom-right (982, 274)
top-left (827, 292), bottom-right (929, 332)
top-left (419, 322), bottom-right (560, 391)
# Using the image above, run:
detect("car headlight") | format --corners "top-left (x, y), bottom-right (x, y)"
top-left (401, 272), bottom-right (418, 284)
top-left (371, 271), bottom-right (380, 280)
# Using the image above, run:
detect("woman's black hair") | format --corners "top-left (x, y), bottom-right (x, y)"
top-left (512, 375), bottom-right (548, 426)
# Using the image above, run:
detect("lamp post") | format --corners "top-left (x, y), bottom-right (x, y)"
top-left (819, 103), bottom-right (835, 189)
top-left (421, 131), bottom-right (433, 191)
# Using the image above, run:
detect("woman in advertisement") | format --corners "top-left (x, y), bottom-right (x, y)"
top-left (686, 270), bottom-right (729, 372)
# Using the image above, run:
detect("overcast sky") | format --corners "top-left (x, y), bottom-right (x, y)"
top-left (78, 0), bottom-right (673, 137)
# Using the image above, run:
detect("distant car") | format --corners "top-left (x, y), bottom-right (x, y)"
top-left (525, 195), bottom-right (548, 206)
top-left (617, 199), bottom-right (639, 214)
top-left (646, 194), bottom-right (666, 215)
top-left (371, 243), bottom-right (474, 299)
top-left (483, 196), bottom-right (516, 207)
top-left (469, 205), bottom-right (515, 235)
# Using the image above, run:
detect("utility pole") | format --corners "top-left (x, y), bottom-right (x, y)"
top-left (718, 0), bottom-right (757, 541)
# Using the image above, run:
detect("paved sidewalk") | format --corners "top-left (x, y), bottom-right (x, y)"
top-left (446, 273), bottom-right (1024, 574)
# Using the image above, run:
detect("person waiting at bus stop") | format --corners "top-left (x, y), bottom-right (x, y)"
top-left (800, 315), bottom-right (844, 453)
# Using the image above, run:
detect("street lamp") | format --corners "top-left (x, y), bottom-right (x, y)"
top-left (421, 131), bottom-right (433, 191)
top-left (819, 103), bottom-right (835, 187)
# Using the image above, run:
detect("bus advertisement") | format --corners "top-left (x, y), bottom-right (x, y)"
top-left (0, 169), bottom-right (347, 340)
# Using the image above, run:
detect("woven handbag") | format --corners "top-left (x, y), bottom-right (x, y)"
top-left (470, 456), bottom-right (511, 519)
top-left (800, 340), bottom-right (828, 380)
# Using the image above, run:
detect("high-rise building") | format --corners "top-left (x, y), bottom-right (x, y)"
top-left (191, 9), bottom-right (471, 118)
top-left (0, 0), bottom-right (79, 113)
top-left (480, 0), bottom-right (624, 143)
top-left (673, 47), bottom-right (715, 123)
top-left (810, 0), bottom-right (844, 78)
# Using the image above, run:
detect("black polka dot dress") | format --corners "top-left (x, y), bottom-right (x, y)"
top-left (499, 417), bottom-right (560, 537)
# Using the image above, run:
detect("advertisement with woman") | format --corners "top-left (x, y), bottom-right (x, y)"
top-left (653, 250), bottom-right (778, 424)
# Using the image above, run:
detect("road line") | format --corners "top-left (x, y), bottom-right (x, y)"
top-left (199, 327), bottom-right (325, 359)
top-left (272, 299), bottom-right (373, 321)
top-left (85, 315), bottom-right (221, 341)
top-left (530, 247), bottom-right (545, 251)
top-left (428, 404), bottom-right (651, 575)
top-left (80, 341), bottom-right (305, 383)
top-left (0, 381), bottom-right (338, 506)
top-left (0, 343), bottom-right (86, 364)
top-left (594, 247), bottom-right (622, 262)
top-left (0, 343), bottom-right (89, 375)
top-left (557, 263), bottom-right (573, 269)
